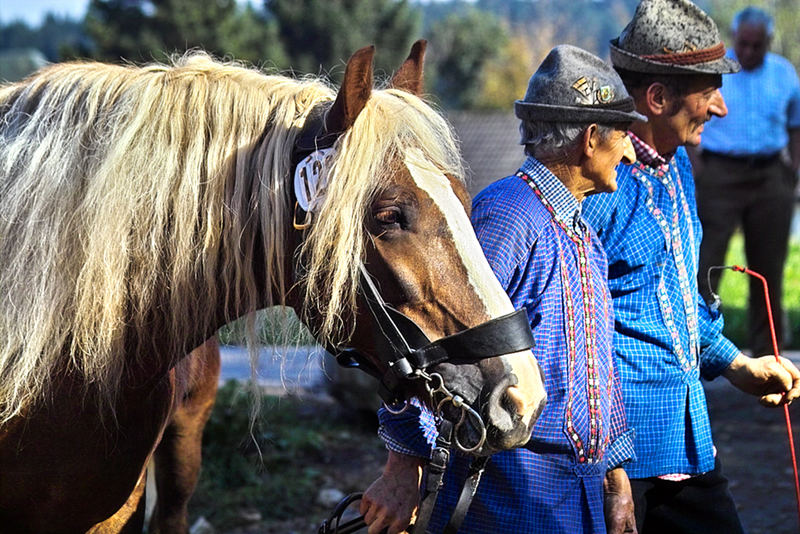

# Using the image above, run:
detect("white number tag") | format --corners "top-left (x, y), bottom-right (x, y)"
top-left (294, 148), bottom-right (335, 212)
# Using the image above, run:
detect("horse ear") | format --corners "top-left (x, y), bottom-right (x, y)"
top-left (325, 45), bottom-right (375, 135)
top-left (390, 40), bottom-right (427, 95)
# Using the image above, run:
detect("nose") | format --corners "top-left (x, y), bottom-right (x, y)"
top-left (505, 383), bottom-right (546, 427)
top-left (708, 89), bottom-right (728, 118)
top-left (621, 135), bottom-right (636, 165)
top-left (483, 353), bottom-right (546, 449)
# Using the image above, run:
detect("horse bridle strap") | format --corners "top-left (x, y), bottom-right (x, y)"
top-left (335, 264), bottom-right (535, 407)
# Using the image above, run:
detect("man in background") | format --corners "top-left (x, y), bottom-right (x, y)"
top-left (694, 6), bottom-right (800, 356)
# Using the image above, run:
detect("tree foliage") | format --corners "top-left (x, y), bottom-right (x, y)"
top-left (424, 8), bottom-right (508, 109)
top-left (0, 15), bottom-right (86, 62)
top-left (265, 0), bottom-right (421, 81)
top-left (85, 0), bottom-right (287, 66)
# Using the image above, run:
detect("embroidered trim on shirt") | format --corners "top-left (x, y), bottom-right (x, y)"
top-left (631, 162), bottom-right (699, 371)
top-left (518, 170), bottom-right (609, 463)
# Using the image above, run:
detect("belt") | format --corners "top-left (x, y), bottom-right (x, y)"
top-left (703, 149), bottom-right (781, 168)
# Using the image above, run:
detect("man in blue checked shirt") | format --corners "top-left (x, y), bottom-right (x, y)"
top-left (360, 45), bottom-right (643, 534)
top-left (583, 1), bottom-right (800, 533)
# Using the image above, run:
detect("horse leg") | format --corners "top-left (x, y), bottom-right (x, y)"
top-left (149, 338), bottom-right (221, 534)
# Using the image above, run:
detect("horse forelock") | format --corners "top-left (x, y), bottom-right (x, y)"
top-left (0, 52), bottom-right (337, 422)
top-left (299, 87), bottom-right (466, 346)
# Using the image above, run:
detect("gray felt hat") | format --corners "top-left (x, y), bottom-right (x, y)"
top-left (514, 44), bottom-right (646, 124)
top-left (610, 0), bottom-right (740, 75)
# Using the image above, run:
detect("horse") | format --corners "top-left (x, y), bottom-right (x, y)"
top-left (0, 41), bottom-right (546, 533)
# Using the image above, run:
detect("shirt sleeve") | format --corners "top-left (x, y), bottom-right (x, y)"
top-left (377, 397), bottom-right (437, 458)
top-left (785, 61), bottom-right (800, 130)
top-left (604, 313), bottom-right (635, 469)
top-left (697, 296), bottom-right (741, 380)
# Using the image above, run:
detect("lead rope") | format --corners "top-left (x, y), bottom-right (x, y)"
top-left (708, 265), bottom-right (800, 530)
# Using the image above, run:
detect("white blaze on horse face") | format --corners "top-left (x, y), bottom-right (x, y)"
top-left (403, 149), bottom-right (514, 319)
top-left (404, 149), bottom-right (546, 427)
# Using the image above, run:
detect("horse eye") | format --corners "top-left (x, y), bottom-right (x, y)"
top-left (375, 207), bottom-right (401, 226)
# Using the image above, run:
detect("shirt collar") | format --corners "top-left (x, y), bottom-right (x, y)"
top-left (628, 131), bottom-right (672, 171)
top-left (520, 156), bottom-right (583, 232)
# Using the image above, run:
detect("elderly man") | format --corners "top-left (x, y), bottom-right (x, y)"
top-left (582, 1), bottom-right (800, 532)
top-left (361, 45), bottom-right (642, 534)
top-left (694, 6), bottom-right (800, 356)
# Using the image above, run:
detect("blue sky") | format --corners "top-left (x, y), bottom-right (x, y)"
top-left (0, 0), bottom-right (89, 25)
top-left (0, 0), bottom-right (464, 27)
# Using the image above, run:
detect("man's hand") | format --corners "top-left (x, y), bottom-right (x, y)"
top-left (360, 450), bottom-right (424, 534)
top-left (723, 353), bottom-right (800, 406)
top-left (604, 467), bottom-right (637, 534)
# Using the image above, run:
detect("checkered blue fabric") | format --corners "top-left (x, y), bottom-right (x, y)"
top-left (702, 51), bottom-right (800, 156)
top-left (582, 143), bottom-right (741, 480)
top-left (378, 157), bottom-right (633, 533)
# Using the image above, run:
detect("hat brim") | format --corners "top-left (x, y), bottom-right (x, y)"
top-left (609, 40), bottom-right (740, 75)
top-left (514, 101), bottom-right (647, 125)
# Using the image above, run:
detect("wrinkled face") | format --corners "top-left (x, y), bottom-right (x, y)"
top-left (734, 23), bottom-right (769, 71)
top-left (584, 126), bottom-right (635, 195)
top-left (665, 74), bottom-right (727, 147)
top-left (358, 150), bottom-right (546, 454)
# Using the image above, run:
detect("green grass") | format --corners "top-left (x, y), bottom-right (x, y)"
top-left (715, 234), bottom-right (800, 349)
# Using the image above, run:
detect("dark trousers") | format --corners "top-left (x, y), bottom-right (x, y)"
top-left (631, 457), bottom-right (745, 534)
top-left (696, 152), bottom-right (796, 356)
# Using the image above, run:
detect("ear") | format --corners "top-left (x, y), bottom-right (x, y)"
top-left (390, 39), bottom-right (427, 95)
top-left (325, 45), bottom-right (375, 135)
top-left (644, 82), bottom-right (670, 116)
top-left (582, 124), bottom-right (598, 158)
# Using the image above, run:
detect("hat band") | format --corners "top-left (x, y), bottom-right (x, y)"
top-left (641, 42), bottom-right (726, 66)
top-left (586, 96), bottom-right (635, 113)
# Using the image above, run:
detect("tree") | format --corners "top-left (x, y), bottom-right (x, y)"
top-left (0, 15), bottom-right (86, 62)
top-left (424, 8), bottom-right (508, 109)
top-left (265, 0), bottom-right (421, 80)
top-left (474, 32), bottom-right (536, 110)
top-left (85, 0), bottom-right (287, 66)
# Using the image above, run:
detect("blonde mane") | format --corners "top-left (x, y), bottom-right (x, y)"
top-left (0, 52), bottom-right (464, 423)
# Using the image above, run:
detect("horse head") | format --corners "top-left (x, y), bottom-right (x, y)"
top-left (292, 42), bottom-right (546, 455)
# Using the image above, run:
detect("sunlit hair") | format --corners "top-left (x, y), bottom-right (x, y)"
top-left (0, 52), bottom-right (464, 423)
top-left (522, 120), bottom-right (615, 160)
top-left (732, 6), bottom-right (774, 38)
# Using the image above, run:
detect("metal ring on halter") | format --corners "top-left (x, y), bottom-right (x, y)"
top-left (434, 391), bottom-right (488, 454)
top-left (452, 400), bottom-right (487, 453)
top-left (381, 400), bottom-right (410, 415)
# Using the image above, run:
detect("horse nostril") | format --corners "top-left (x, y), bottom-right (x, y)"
top-left (505, 384), bottom-right (546, 427)
top-left (504, 385), bottom-right (528, 416)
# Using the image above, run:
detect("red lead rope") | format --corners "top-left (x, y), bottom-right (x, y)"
top-left (729, 265), bottom-right (800, 529)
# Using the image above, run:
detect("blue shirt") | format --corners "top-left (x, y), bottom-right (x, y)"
top-left (701, 50), bottom-right (800, 156)
top-left (379, 157), bottom-right (633, 533)
top-left (582, 141), bottom-right (741, 480)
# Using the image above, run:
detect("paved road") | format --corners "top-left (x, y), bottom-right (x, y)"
top-left (219, 344), bottom-right (332, 390)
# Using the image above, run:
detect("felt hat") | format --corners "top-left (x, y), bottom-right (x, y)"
top-left (610, 0), bottom-right (740, 75)
top-left (514, 44), bottom-right (646, 124)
